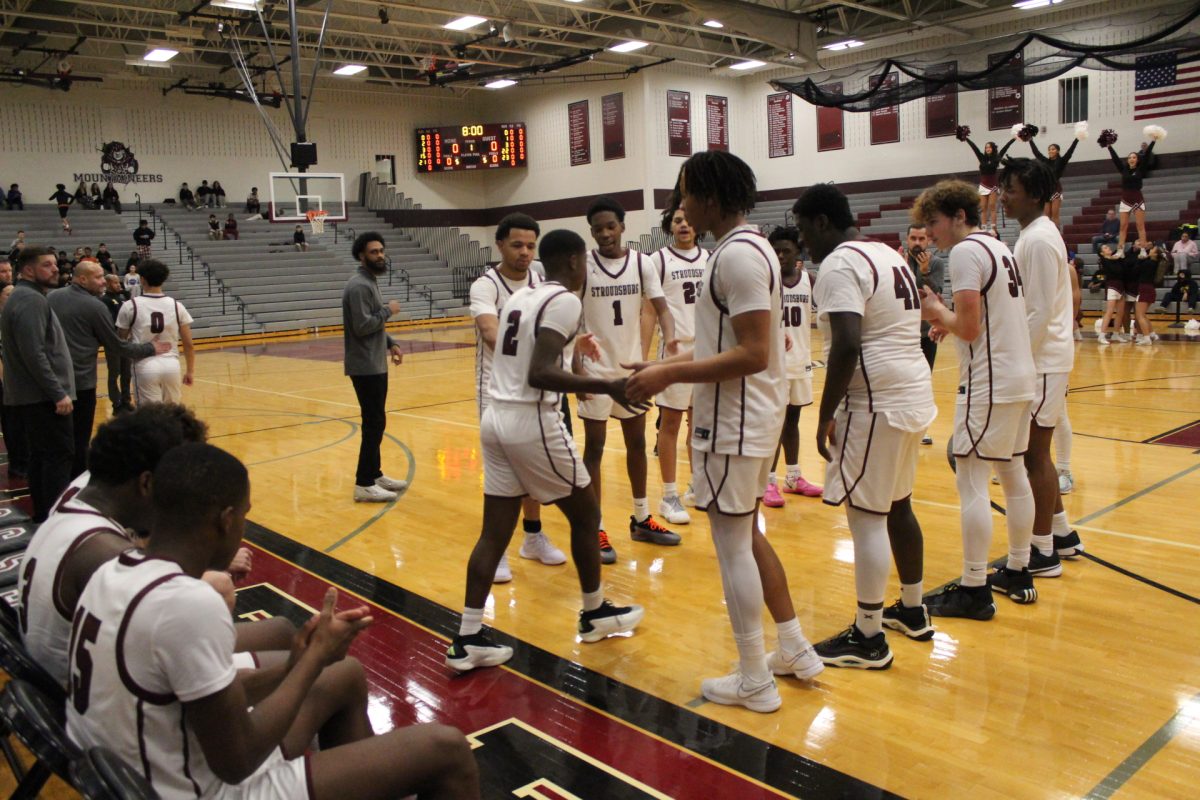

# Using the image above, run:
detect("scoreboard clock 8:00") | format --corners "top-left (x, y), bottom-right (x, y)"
top-left (415, 122), bottom-right (527, 172)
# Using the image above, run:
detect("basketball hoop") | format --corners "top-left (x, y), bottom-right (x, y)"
top-left (306, 209), bottom-right (328, 235)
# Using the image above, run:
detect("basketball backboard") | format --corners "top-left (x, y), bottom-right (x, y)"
top-left (268, 172), bottom-right (347, 222)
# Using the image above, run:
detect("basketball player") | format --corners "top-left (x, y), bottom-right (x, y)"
top-left (646, 200), bottom-right (707, 524)
top-left (794, 185), bottom-right (935, 669)
top-left (915, 180), bottom-right (1037, 617)
top-left (67, 443), bottom-right (479, 799)
top-left (115, 258), bottom-right (194, 404)
top-left (627, 152), bottom-right (824, 712)
top-left (470, 213), bottom-right (566, 583)
top-left (762, 226), bottom-right (822, 508)
top-left (998, 158), bottom-right (1084, 578)
top-left (581, 196), bottom-right (680, 563)
top-left (446, 230), bottom-right (645, 672)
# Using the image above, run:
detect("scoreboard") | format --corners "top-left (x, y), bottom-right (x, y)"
top-left (416, 122), bottom-right (527, 172)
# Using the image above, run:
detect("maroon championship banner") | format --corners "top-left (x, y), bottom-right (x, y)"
top-left (706, 95), bottom-right (729, 151)
top-left (816, 82), bottom-right (844, 152)
top-left (767, 92), bottom-right (793, 158)
top-left (925, 61), bottom-right (959, 138)
top-left (568, 99), bottom-right (590, 166)
top-left (601, 93), bottom-right (625, 161)
top-left (666, 89), bottom-right (692, 157)
top-left (988, 51), bottom-right (1024, 130)
top-left (870, 72), bottom-right (900, 145)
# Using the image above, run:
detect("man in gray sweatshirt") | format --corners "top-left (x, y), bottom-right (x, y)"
top-left (49, 261), bottom-right (167, 477)
top-left (0, 246), bottom-right (75, 521)
top-left (343, 231), bottom-right (408, 502)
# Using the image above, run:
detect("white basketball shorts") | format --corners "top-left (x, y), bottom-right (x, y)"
top-left (823, 409), bottom-right (922, 515)
top-left (481, 401), bottom-right (590, 503)
top-left (953, 400), bottom-right (1032, 461)
top-left (692, 452), bottom-right (770, 516)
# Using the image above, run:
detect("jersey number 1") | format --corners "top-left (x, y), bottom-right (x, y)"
top-left (501, 310), bottom-right (522, 356)
top-left (611, 300), bottom-right (624, 326)
top-left (892, 266), bottom-right (922, 310)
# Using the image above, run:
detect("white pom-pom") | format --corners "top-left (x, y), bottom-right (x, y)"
top-left (1143, 124), bottom-right (1167, 142)
top-left (1010, 123), bottom-right (1024, 138)
top-left (1075, 121), bottom-right (1089, 140)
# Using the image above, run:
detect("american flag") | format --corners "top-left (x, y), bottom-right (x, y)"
top-left (1134, 51), bottom-right (1200, 121)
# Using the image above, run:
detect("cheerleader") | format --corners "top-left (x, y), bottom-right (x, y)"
top-left (1103, 125), bottom-right (1166, 251)
top-left (1029, 122), bottom-right (1086, 227)
top-left (958, 126), bottom-right (1016, 232)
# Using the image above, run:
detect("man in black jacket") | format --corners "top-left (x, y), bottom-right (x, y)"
top-left (133, 219), bottom-right (155, 258)
top-left (100, 274), bottom-right (132, 413)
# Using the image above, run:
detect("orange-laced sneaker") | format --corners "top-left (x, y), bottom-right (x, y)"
top-left (629, 514), bottom-right (682, 546)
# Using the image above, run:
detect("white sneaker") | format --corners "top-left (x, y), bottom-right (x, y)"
top-left (767, 644), bottom-right (825, 680)
top-left (681, 485), bottom-right (696, 507)
top-left (1099, 335), bottom-right (1111, 346)
top-left (354, 484), bottom-right (397, 503)
top-left (1073, 328), bottom-right (1083, 341)
top-left (1058, 471), bottom-right (1074, 495)
top-left (701, 671), bottom-right (782, 713)
top-left (376, 475), bottom-right (408, 492)
top-left (1136, 336), bottom-right (1152, 346)
top-left (519, 532), bottom-right (567, 565)
top-left (1115, 333), bottom-right (1131, 343)
top-left (493, 553), bottom-right (512, 583)
top-left (658, 495), bottom-right (690, 525)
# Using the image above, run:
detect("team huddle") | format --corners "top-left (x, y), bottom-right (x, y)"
top-left (452, 150), bottom-right (1082, 713)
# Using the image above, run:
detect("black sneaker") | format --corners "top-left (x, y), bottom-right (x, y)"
top-left (1055, 530), bottom-right (1084, 559)
top-left (881, 601), bottom-right (935, 641)
top-left (814, 625), bottom-right (893, 669)
top-left (578, 600), bottom-right (645, 643)
top-left (926, 583), bottom-right (996, 620)
top-left (988, 567), bottom-right (1038, 604)
top-left (445, 632), bottom-right (513, 672)
top-left (598, 530), bottom-right (617, 565)
top-left (1029, 549), bottom-right (1063, 577)
top-left (629, 515), bottom-right (681, 545)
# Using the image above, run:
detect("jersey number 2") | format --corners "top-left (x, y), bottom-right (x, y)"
top-left (501, 310), bottom-right (522, 356)
top-left (150, 311), bottom-right (165, 334)
top-left (69, 610), bottom-right (101, 714)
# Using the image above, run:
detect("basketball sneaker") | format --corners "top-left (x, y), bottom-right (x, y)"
top-left (598, 530), bottom-right (617, 564)
top-left (782, 476), bottom-right (823, 497)
top-left (519, 532), bottom-right (567, 565)
top-left (445, 631), bottom-right (513, 672)
top-left (814, 625), bottom-right (893, 670)
top-left (658, 496), bottom-right (690, 525)
top-left (681, 484), bottom-right (696, 507)
top-left (881, 601), bottom-right (935, 641)
top-left (629, 515), bottom-right (681, 545)
top-left (375, 475), bottom-right (409, 492)
top-left (1055, 530), bottom-right (1085, 558)
top-left (493, 553), bottom-right (512, 583)
top-left (921, 435), bottom-right (934, 446)
top-left (1098, 335), bottom-right (1110, 346)
top-left (578, 600), bottom-right (644, 642)
top-left (354, 484), bottom-right (397, 503)
top-left (762, 482), bottom-right (784, 508)
top-left (1058, 470), bottom-right (1074, 495)
top-left (766, 644), bottom-right (825, 680)
top-left (700, 671), bottom-right (782, 713)
top-left (988, 567), bottom-right (1038, 604)
top-left (926, 583), bottom-right (996, 620)
top-left (1029, 549), bottom-right (1062, 577)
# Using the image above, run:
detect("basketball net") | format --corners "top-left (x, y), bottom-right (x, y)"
top-left (306, 209), bottom-right (328, 235)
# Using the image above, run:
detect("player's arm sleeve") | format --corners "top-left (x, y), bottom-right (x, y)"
top-left (538, 292), bottom-right (583, 339)
top-left (155, 586), bottom-right (237, 703)
top-left (720, 245), bottom-right (773, 317)
top-left (640, 255), bottom-right (665, 300)
top-left (468, 279), bottom-right (497, 319)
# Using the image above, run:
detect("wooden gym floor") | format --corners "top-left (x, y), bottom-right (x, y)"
top-left (7, 320), bottom-right (1200, 798)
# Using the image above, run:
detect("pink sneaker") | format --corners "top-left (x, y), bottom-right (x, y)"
top-left (762, 482), bottom-right (785, 508)
top-left (783, 476), bottom-right (823, 497)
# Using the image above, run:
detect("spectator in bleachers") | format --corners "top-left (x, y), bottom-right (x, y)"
top-left (294, 224), bottom-right (308, 251)
top-left (74, 180), bottom-right (94, 210)
top-left (212, 180), bottom-right (227, 207)
top-left (133, 218), bottom-right (155, 258)
top-left (101, 273), bottom-right (132, 413)
top-left (1091, 209), bottom-right (1120, 252)
top-left (1171, 231), bottom-right (1198, 272)
top-left (1159, 269), bottom-right (1199, 313)
top-left (96, 243), bottom-right (113, 274)
top-left (1132, 243), bottom-right (1160, 345)
top-left (50, 183), bottom-right (74, 232)
top-left (102, 181), bottom-right (121, 213)
top-left (246, 186), bottom-right (261, 215)
top-left (179, 181), bottom-right (198, 210)
top-left (223, 213), bottom-right (239, 240)
top-left (122, 262), bottom-right (141, 297)
top-left (124, 249), bottom-right (139, 272)
top-left (0, 246), bottom-right (75, 521)
top-left (207, 213), bottom-right (222, 240)
top-left (89, 182), bottom-right (102, 209)
top-left (197, 179), bottom-right (213, 208)
top-left (5, 183), bottom-right (21, 210)
top-left (9, 229), bottom-right (24, 255)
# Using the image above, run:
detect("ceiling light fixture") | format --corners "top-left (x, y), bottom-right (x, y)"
top-left (1013, 0), bottom-right (1062, 8)
top-left (143, 47), bottom-right (179, 62)
top-left (445, 15), bottom-right (488, 31)
top-left (333, 64), bottom-right (367, 76)
top-left (730, 59), bottom-right (765, 70)
top-left (608, 40), bottom-right (648, 53)
top-left (209, 0), bottom-right (262, 10)
top-left (485, 78), bottom-right (517, 88)
top-left (125, 58), bottom-right (173, 69)
top-left (824, 39), bottom-right (864, 51)
top-left (703, 20), bottom-right (724, 28)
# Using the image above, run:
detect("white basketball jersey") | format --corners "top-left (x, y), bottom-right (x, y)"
top-left (67, 551), bottom-right (237, 800)
top-left (18, 488), bottom-right (129, 687)
top-left (949, 233), bottom-right (1036, 405)
top-left (781, 269), bottom-right (813, 380)
top-left (581, 249), bottom-right (664, 379)
top-left (115, 293), bottom-right (193, 360)
top-left (469, 267), bottom-right (540, 409)
top-left (654, 245), bottom-right (708, 349)
top-left (691, 225), bottom-right (786, 458)
top-left (488, 282), bottom-right (582, 407)
top-left (1015, 215), bottom-right (1075, 375)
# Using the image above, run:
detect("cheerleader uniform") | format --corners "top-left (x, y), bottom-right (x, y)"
top-left (1030, 139), bottom-right (1079, 201)
top-left (966, 138), bottom-right (1015, 195)
top-left (1109, 141), bottom-right (1155, 213)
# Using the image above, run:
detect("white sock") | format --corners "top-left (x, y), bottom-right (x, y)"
top-left (856, 606), bottom-right (883, 638)
top-left (662, 482), bottom-right (678, 499)
top-left (786, 463), bottom-right (801, 480)
top-left (956, 455), bottom-right (993, 587)
top-left (767, 472), bottom-right (778, 485)
top-left (581, 588), bottom-right (603, 612)
top-left (598, 517), bottom-right (605, 532)
top-left (1052, 511), bottom-right (1071, 537)
top-left (459, 607), bottom-right (484, 637)
top-left (733, 629), bottom-right (770, 683)
top-left (632, 498), bottom-right (649, 522)
top-left (994, 459), bottom-right (1034, 569)
top-left (901, 582), bottom-right (924, 608)
top-left (775, 617), bottom-right (808, 655)
top-left (1031, 534), bottom-right (1053, 556)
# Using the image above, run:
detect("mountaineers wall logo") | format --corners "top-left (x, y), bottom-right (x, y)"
top-left (74, 141), bottom-right (163, 185)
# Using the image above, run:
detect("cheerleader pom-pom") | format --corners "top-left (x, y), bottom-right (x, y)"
top-left (1075, 121), bottom-right (1089, 140)
top-left (1017, 123), bottom-right (1038, 141)
top-left (955, 125), bottom-right (971, 142)
top-left (1010, 123), bottom-right (1024, 138)
top-left (1097, 128), bottom-right (1118, 148)
top-left (1143, 124), bottom-right (1167, 142)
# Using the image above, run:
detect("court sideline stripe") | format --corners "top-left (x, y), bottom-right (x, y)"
top-left (1083, 690), bottom-right (1200, 799)
top-left (1077, 551), bottom-right (1200, 605)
